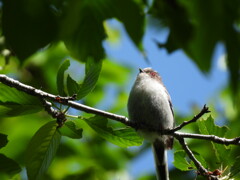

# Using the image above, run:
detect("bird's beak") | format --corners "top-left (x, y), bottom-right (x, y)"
top-left (139, 68), bottom-right (143, 73)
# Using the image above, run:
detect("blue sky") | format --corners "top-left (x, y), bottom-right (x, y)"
top-left (103, 19), bottom-right (228, 178)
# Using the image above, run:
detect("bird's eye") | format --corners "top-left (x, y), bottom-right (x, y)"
top-left (150, 72), bottom-right (157, 77)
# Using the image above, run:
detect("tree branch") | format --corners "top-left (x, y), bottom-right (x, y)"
top-left (0, 74), bottom-right (132, 126)
top-left (1, 74), bottom-right (239, 145)
top-left (174, 132), bottom-right (240, 146)
top-left (0, 74), bottom-right (238, 180)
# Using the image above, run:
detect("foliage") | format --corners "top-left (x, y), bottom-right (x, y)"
top-left (0, 0), bottom-right (240, 180)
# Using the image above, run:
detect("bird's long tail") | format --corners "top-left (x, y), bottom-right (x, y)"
top-left (153, 140), bottom-right (169, 180)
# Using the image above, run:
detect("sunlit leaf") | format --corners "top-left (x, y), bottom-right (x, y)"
top-left (173, 150), bottom-right (192, 171)
top-left (0, 83), bottom-right (42, 117)
top-left (57, 60), bottom-right (70, 96)
top-left (59, 121), bottom-right (83, 139)
top-left (173, 150), bottom-right (207, 171)
top-left (26, 121), bottom-right (61, 180)
top-left (197, 116), bottom-right (230, 164)
top-left (83, 116), bottom-right (143, 147)
top-left (0, 133), bottom-right (8, 149)
top-left (229, 156), bottom-right (240, 178)
top-left (0, 154), bottom-right (21, 176)
top-left (190, 151), bottom-right (207, 170)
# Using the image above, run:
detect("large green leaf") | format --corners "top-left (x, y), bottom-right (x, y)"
top-left (57, 59), bottom-right (70, 96)
top-left (180, 0), bottom-right (224, 72)
top-left (66, 74), bottom-right (80, 96)
top-left (83, 116), bottom-right (143, 147)
top-left (0, 154), bottom-right (21, 176)
top-left (197, 116), bottom-right (230, 164)
top-left (76, 58), bottom-right (102, 100)
top-left (26, 121), bottom-right (61, 180)
top-left (0, 133), bottom-right (8, 149)
top-left (59, 121), bottom-right (83, 139)
top-left (2, 0), bottom-right (57, 60)
top-left (149, 0), bottom-right (193, 54)
top-left (62, 0), bottom-right (144, 62)
top-left (0, 83), bottom-right (42, 117)
top-left (113, 0), bottom-right (145, 47)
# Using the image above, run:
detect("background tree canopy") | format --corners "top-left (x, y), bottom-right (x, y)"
top-left (0, 0), bottom-right (240, 180)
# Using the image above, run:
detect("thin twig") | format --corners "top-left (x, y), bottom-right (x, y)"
top-left (169, 104), bottom-right (211, 133)
top-left (174, 132), bottom-right (240, 146)
top-left (42, 99), bottom-right (59, 118)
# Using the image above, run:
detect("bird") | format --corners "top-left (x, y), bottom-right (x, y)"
top-left (127, 67), bottom-right (174, 180)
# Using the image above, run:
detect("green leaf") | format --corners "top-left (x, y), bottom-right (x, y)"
top-left (173, 150), bottom-right (207, 171)
top-left (149, 0), bottom-right (193, 54)
top-left (173, 150), bottom-right (193, 171)
top-left (0, 103), bottom-right (42, 117)
top-left (0, 83), bottom-right (42, 117)
top-left (230, 156), bottom-right (240, 178)
top-left (83, 116), bottom-right (143, 147)
top-left (197, 116), bottom-right (230, 164)
top-left (0, 154), bottom-right (21, 176)
top-left (2, 0), bottom-right (57, 60)
top-left (63, 1), bottom-right (106, 62)
top-left (57, 60), bottom-right (70, 96)
top-left (0, 133), bottom-right (8, 149)
top-left (26, 121), bottom-right (61, 180)
top-left (0, 83), bottom-right (41, 105)
top-left (77, 58), bottom-right (102, 100)
top-left (190, 151), bottom-right (207, 170)
top-left (62, 0), bottom-right (144, 62)
top-left (59, 121), bottom-right (83, 139)
top-left (113, 0), bottom-right (144, 47)
top-left (67, 75), bottom-right (80, 96)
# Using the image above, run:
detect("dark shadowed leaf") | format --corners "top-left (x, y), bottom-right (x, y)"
top-left (67, 75), bottom-right (80, 96)
top-left (59, 121), bottom-right (83, 139)
top-left (0, 154), bottom-right (21, 176)
top-left (83, 116), bottom-right (143, 147)
top-left (2, 0), bottom-right (57, 60)
top-left (26, 121), bottom-right (61, 180)
top-left (62, 1), bottom-right (106, 62)
top-left (149, 0), bottom-right (193, 54)
top-left (113, 0), bottom-right (145, 47)
top-left (57, 60), bottom-right (70, 96)
top-left (0, 133), bottom-right (8, 149)
top-left (62, 0), bottom-right (144, 62)
top-left (77, 58), bottom-right (102, 100)
top-left (179, 0), bottom-right (223, 72)
top-left (0, 83), bottom-right (42, 117)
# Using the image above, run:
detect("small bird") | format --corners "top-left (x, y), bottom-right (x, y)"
top-left (127, 68), bottom-right (174, 180)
